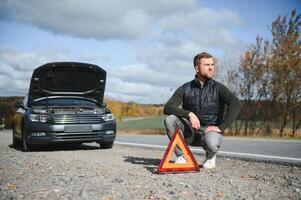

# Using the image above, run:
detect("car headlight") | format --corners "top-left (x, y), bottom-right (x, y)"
top-left (101, 113), bottom-right (115, 121)
top-left (29, 114), bottom-right (48, 122)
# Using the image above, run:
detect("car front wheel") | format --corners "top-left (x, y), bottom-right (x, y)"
top-left (22, 129), bottom-right (31, 152)
top-left (12, 127), bottom-right (21, 147)
top-left (99, 141), bottom-right (114, 149)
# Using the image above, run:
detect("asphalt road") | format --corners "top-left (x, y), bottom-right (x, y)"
top-left (116, 134), bottom-right (301, 165)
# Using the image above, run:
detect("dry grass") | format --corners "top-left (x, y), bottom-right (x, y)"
top-left (225, 128), bottom-right (301, 139)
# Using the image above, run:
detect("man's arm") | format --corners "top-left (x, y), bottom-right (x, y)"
top-left (163, 86), bottom-right (201, 129)
top-left (218, 84), bottom-right (241, 132)
top-left (163, 86), bottom-right (190, 118)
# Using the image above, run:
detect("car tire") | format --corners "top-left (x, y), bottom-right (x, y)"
top-left (12, 127), bottom-right (21, 147)
top-left (22, 129), bottom-right (31, 152)
top-left (99, 141), bottom-right (114, 149)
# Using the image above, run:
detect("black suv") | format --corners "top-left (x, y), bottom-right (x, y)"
top-left (12, 62), bottom-right (116, 151)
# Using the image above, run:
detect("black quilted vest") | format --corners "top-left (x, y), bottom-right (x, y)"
top-left (182, 79), bottom-right (224, 126)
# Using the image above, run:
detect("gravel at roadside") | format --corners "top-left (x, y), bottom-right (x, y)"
top-left (0, 130), bottom-right (300, 200)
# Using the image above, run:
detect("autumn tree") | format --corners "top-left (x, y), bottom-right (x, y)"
top-left (269, 9), bottom-right (301, 136)
top-left (239, 37), bottom-right (269, 135)
top-left (237, 9), bottom-right (301, 137)
top-left (225, 69), bottom-right (243, 135)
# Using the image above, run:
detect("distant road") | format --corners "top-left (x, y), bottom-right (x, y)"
top-left (116, 134), bottom-right (301, 165)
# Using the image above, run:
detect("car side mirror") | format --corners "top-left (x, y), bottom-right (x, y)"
top-left (101, 102), bottom-right (107, 107)
top-left (15, 101), bottom-right (24, 109)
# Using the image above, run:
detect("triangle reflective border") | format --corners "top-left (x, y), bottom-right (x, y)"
top-left (157, 128), bottom-right (200, 173)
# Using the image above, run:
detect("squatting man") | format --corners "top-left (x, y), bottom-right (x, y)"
top-left (163, 52), bottom-right (241, 169)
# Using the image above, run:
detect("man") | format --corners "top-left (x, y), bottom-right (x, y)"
top-left (163, 52), bottom-right (241, 169)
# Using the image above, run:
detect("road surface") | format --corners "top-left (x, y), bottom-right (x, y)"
top-left (1, 129), bottom-right (300, 199)
top-left (116, 134), bottom-right (301, 165)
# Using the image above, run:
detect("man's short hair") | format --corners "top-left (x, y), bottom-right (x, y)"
top-left (193, 52), bottom-right (213, 66)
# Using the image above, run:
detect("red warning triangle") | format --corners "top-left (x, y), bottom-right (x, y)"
top-left (157, 128), bottom-right (200, 173)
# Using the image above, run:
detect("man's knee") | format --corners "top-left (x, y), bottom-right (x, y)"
top-left (204, 131), bottom-right (222, 153)
top-left (164, 115), bottom-right (179, 128)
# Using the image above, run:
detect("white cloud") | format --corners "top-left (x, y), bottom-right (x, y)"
top-left (0, 48), bottom-right (177, 103)
top-left (0, 0), bottom-right (197, 40)
top-left (0, 48), bottom-right (71, 96)
top-left (107, 76), bottom-right (168, 97)
top-left (0, 0), bottom-right (149, 39)
top-left (0, 1), bottom-right (246, 102)
top-left (0, 0), bottom-right (243, 46)
top-left (109, 64), bottom-right (191, 88)
top-left (137, 7), bottom-right (243, 73)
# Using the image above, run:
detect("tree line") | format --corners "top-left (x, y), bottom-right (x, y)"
top-left (226, 9), bottom-right (301, 137)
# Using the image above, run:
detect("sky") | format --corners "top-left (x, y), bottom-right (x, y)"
top-left (0, 0), bottom-right (300, 104)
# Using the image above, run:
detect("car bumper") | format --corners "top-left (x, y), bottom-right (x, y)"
top-left (24, 121), bottom-right (116, 145)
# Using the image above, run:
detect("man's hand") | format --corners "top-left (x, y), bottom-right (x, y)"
top-left (188, 112), bottom-right (200, 129)
top-left (205, 126), bottom-right (221, 133)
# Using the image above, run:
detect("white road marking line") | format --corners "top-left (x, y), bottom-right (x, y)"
top-left (115, 141), bottom-right (301, 162)
top-left (116, 141), bottom-right (166, 149)
top-left (223, 137), bottom-right (301, 143)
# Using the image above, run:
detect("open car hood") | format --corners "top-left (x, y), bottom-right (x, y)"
top-left (28, 62), bottom-right (106, 106)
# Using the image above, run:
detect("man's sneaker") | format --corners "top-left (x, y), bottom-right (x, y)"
top-left (202, 154), bottom-right (216, 169)
top-left (175, 155), bottom-right (187, 164)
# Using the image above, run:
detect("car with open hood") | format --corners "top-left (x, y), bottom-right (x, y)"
top-left (12, 62), bottom-right (116, 151)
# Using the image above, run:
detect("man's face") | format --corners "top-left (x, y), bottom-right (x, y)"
top-left (194, 57), bottom-right (215, 79)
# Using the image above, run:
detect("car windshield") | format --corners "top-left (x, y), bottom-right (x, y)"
top-left (33, 98), bottom-right (97, 107)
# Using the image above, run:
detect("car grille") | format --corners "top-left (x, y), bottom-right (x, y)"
top-left (56, 132), bottom-right (103, 140)
top-left (48, 114), bottom-right (104, 124)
